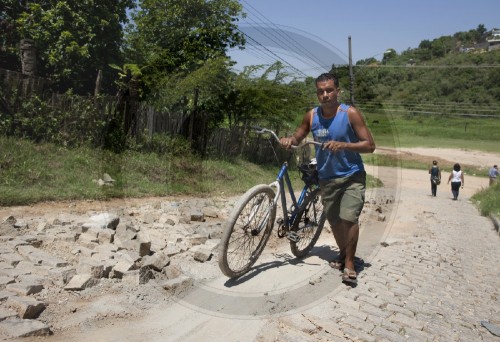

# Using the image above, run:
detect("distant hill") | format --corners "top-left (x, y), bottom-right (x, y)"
top-left (357, 24), bottom-right (498, 65)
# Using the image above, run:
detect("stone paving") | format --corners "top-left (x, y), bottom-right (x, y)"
top-left (256, 182), bottom-right (500, 341)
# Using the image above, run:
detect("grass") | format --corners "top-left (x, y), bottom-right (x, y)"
top-left (0, 127), bottom-right (498, 216)
top-left (0, 136), bottom-right (381, 206)
top-left (365, 112), bottom-right (500, 152)
top-left (363, 154), bottom-right (488, 178)
top-left (471, 182), bottom-right (500, 217)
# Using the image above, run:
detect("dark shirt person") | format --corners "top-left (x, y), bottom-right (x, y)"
top-left (428, 160), bottom-right (441, 196)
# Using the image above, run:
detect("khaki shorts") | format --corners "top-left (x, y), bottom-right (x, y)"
top-left (319, 171), bottom-right (366, 224)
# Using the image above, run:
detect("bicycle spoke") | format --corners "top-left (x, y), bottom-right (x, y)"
top-left (219, 186), bottom-right (275, 277)
top-left (290, 190), bottom-right (325, 257)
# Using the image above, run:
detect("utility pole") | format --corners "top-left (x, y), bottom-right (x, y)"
top-left (348, 36), bottom-right (355, 106)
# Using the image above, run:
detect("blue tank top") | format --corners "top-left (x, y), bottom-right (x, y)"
top-left (311, 104), bottom-right (364, 180)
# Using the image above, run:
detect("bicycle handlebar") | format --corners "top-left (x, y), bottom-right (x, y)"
top-left (251, 126), bottom-right (323, 149)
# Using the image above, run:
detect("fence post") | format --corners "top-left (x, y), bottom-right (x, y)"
top-left (94, 70), bottom-right (102, 96)
top-left (20, 39), bottom-right (37, 76)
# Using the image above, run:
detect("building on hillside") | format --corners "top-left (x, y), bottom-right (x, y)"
top-left (487, 28), bottom-right (500, 51)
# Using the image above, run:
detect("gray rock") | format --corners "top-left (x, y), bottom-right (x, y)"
top-left (161, 275), bottom-right (192, 291)
top-left (187, 233), bottom-right (207, 246)
top-left (6, 282), bottom-right (43, 296)
top-left (190, 210), bottom-right (205, 222)
top-left (64, 274), bottom-right (98, 291)
top-left (6, 296), bottom-right (46, 319)
top-left (137, 231), bottom-right (152, 257)
top-left (87, 213), bottom-right (120, 230)
top-left (0, 317), bottom-right (51, 337)
top-left (111, 260), bottom-right (136, 279)
top-left (192, 246), bottom-right (212, 263)
top-left (142, 253), bottom-right (170, 272)
top-left (0, 307), bottom-right (17, 321)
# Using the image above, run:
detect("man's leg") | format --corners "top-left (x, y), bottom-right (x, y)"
top-left (329, 219), bottom-right (346, 264)
top-left (341, 219), bottom-right (359, 273)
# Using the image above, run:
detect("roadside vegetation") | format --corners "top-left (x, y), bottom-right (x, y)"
top-left (0, 135), bottom-right (382, 206)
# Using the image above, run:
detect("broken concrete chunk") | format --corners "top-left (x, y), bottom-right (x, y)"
top-left (111, 260), bottom-right (136, 279)
top-left (191, 246), bottom-right (212, 262)
top-left (64, 274), bottom-right (98, 291)
top-left (0, 317), bottom-right (51, 337)
top-left (161, 275), bottom-right (192, 291)
top-left (137, 231), bottom-right (152, 257)
top-left (87, 213), bottom-right (120, 230)
top-left (142, 252), bottom-right (170, 272)
top-left (190, 210), bottom-right (205, 222)
top-left (6, 282), bottom-right (43, 296)
top-left (6, 296), bottom-right (46, 319)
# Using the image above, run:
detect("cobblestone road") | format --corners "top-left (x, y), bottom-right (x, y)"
top-left (257, 169), bottom-right (500, 342)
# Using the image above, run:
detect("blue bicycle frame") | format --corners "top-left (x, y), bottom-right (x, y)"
top-left (270, 161), bottom-right (314, 231)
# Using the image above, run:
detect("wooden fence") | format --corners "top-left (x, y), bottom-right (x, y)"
top-left (0, 68), bottom-right (293, 163)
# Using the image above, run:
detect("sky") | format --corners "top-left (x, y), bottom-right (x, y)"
top-left (229, 0), bottom-right (500, 77)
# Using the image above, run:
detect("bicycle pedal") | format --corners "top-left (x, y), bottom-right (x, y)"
top-left (286, 231), bottom-right (300, 242)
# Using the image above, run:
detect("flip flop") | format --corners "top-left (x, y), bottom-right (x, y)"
top-left (329, 254), bottom-right (345, 270)
top-left (329, 260), bottom-right (344, 270)
top-left (329, 256), bottom-right (364, 270)
top-left (342, 267), bottom-right (357, 285)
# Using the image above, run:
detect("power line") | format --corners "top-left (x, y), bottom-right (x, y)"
top-left (238, 20), bottom-right (319, 75)
top-left (358, 107), bottom-right (499, 118)
top-left (240, 0), bottom-right (327, 73)
top-left (362, 100), bottom-right (500, 111)
top-left (237, 28), bottom-right (309, 78)
top-left (355, 64), bottom-right (500, 69)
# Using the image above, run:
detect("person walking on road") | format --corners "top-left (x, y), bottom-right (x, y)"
top-left (447, 163), bottom-right (464, 200)
top-left (428, 160), bottom-right (441, 196)
top-left (489, 165), bottom-right (499, 186)
top-left (279, 73), bottom-right (376, 285)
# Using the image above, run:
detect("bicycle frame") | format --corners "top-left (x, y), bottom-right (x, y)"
top-left (218, 127), bottom-right (327, 278)
top-left (269, 162), bottom-right (312, 231)
top-left (250, 126), bottom-right (322, 235)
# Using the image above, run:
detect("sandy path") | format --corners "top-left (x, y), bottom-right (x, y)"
top-left (376, 146), bottom-right (500, 173)
top-left (33, 147), bottom-right (497, 342)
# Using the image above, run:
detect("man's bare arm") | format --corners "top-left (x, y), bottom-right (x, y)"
top-left (280, 110), bottom-right (312, 149)
top-left (322, 107), bottom-right (375, 153)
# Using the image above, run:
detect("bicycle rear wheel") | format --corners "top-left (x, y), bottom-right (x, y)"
top-left (218, 184), bottom-right (276, 278)
top-left (289, 188), bottom-right (325, 257)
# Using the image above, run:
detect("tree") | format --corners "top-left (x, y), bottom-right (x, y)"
top-left (430, 36), bottom-right (454, 58)
top-left (382, 49), bottom-right (397, 64)
top-left (475, 24), bottom-right (487, 43)
top-left (7, 0), bottom-right (134, 94)
top-left (356, 57), bottom-right (378, 66)
top-left (126, 0), bottom-right (245, 95)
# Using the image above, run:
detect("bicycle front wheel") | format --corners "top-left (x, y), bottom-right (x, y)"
top-left (290, 188), bottom-right (325, 257)
top-left (218, 184), bottom-right (276, 278)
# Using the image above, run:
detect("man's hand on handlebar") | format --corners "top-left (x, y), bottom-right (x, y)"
top-left (323, 140), bottom-right (347, 153)
top-left (279, 136), bottom-right (296, 150)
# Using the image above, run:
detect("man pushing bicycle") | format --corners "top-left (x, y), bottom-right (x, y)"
top-left (280, 73), bottom-right (375, 284)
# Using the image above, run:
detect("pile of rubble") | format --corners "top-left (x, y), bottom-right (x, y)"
top-left (0, 198), bottom-right (230, 338)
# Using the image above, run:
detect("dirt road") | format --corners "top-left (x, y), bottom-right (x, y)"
top-left (18, 147), bottom-right (498, 342)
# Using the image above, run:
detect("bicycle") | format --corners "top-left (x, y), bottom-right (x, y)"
top-left (218, 127), bottom-right (326, 278)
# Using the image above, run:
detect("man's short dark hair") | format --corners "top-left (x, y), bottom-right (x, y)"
top-left (316, 73), bottom-right (339, 88)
